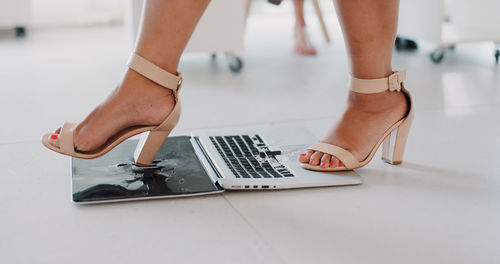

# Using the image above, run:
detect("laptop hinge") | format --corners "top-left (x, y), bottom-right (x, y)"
top-left (191, 136), bottom-right (223, 183)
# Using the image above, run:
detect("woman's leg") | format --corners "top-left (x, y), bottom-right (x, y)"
top-left (299, 0), bottom-right (408, 167)
top-left (49, 0), bottom-right (210, 151)
top-left (293, 0), bottom-right (307, 28)
top-left (293, 0), bottom-right (317, 55)
top-left (336, 0), bottom-right (398, 78)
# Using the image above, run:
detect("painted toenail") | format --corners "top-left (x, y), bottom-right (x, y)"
top-left (50, 134), bottom-right (58, 140)
top-left (338, 161), bottom-right (343, 167)
top-left (309, 160), bottom-right (313, 165)
top-left (300, 153), bottom-right (307, 156)
top-left (320, 163), bottom-right (325, 167)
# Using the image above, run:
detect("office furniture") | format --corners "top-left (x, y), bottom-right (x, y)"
top-left (127, 0), bottom-right (246, 73)
top-left (0, 0), bottom-right (31, 37)
top-left (398, 0), bottom-right (500, 63)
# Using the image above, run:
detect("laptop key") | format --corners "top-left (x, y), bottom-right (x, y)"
top-left (211, 133), bottom-right (295, 179)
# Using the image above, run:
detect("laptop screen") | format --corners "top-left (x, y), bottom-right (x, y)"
top-left (72, 136), bottom-right (221, 203)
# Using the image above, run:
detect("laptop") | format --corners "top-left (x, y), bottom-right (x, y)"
top-left (71, 126), bottom-right (361, 204)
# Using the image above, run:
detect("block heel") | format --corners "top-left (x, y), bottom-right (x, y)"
top-left (133, 101), bottom-right (181, 166)
top-left (381, 113), bottom-right (413, 165)
top-left (134, 130), bottom-right (172, 166)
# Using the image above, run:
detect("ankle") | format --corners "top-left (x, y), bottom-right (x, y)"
top-left (114, 69), bottom-right (175, 124)
top-left (120, 69), bottom-right (173, 96)
top-left (348, 90), bottom-right (407, 113)
top-left (295, 24), bottom-right (307, 34)
top-left (349, 61), bottom-right (394, 79)
top-left (295, 18), bottom-right (306, 27)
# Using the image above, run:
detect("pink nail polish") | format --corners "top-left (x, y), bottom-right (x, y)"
top-left (50, 134), bottom-right (58, 140)
top-left (309, 160), bottom-right (313, 165)
top-left (320, 163), bottom-right (325, 167)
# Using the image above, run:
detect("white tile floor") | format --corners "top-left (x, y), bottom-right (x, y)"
top-left (1, 14), bottom-right (500, 264)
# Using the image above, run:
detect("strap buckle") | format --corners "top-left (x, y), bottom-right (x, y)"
top-left (177, 77), bottom-right (183, 89)
top-left (175, 73), bottom-right (183, 94)
top-left (388, 70), bottom-right (406, 92)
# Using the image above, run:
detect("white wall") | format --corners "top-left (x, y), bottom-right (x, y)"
top-left (31, 0), bottom-right (124, 27)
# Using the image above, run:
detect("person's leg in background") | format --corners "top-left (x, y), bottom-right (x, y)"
top-left (299, 0), bottom-right (409, 167)
top-left (48, 0), bottom-right (210, 151)
top-left (293, 0), bottom-right (318, 55)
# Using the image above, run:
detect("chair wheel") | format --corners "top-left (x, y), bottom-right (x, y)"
top-left (229, 57), bottom-right (243, 73)
top-left (430, 48), bottom-right (445, 64)
top-left (14, 26), bottom-right (26, 38)
top-left (225, 53), bottom-right (243, 73)
top-left (395, 36), bottom-right (418, 51)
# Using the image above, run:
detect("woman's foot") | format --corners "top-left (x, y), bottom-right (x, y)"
top-left (298, 89), bottom-right (409, 168)
top-left (294, 25), bottom-right (317, 55)
top-left (47, 69), bottom-right (176, 152)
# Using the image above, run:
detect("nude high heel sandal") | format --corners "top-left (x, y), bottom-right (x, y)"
top-left (42, 54), bottom-right (183, 166)
top-left (302, 70), bottom-right (414, 171)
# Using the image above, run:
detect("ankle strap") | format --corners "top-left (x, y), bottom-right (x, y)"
top-left (127, 54), bottom-right (183, 95)
top-left (349, 70), bottom-right (406, 94)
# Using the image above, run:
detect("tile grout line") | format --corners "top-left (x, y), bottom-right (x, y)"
top-left (221, 193), bottom-right (289, 264)
top-left (0, 140), bottom-right (40, 146)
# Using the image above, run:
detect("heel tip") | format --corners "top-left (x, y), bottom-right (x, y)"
top-left (134, 162), bottom-right (152, 167)
top-left (382, 158), bottom-right (402, 165)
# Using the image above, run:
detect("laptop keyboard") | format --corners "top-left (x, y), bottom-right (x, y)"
top-left (209, 135), bottom-right (295, 178)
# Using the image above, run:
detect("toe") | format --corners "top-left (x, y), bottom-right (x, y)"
top-left (48, 133), bottom-right (60, 148)
top-left (309, 151), bottom-right (323, 166)
top-left (320, 154), bottom-right (331, 168)
top-left (46, 127), bottom-right (62, 148)
top-left (330, 156), bottom-right (339, 168)
top-left (299, 150), bottom-right (314, 163)
top-left (303, 46), bottom-right (317, 55)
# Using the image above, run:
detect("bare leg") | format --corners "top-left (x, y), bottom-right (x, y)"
top-left (337, 0), bottom-right (397, 78)
top-left (48, 0), bottom-right (210, 151)
top-left (293, 0), bottom-right (317, 55)
top-left (299, 0), bottom-right (408, 167)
